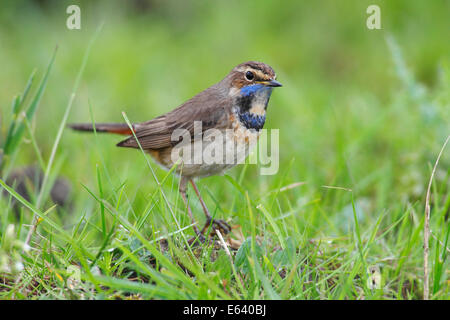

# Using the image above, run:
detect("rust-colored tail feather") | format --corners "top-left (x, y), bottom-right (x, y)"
top-left (68, 123), bottom-right (135, 135)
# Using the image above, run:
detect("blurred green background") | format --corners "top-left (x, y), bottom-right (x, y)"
top-left (0, 0), bottom-right (449, 299)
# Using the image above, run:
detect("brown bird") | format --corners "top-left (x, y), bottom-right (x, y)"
top-left (70, 61), bottom-right (282, 241)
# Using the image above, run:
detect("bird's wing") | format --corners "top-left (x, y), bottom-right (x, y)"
top-left (117, 86), bottom-right (231, 150)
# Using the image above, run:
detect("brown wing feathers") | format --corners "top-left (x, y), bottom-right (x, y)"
top-left (116, 85), bottom-right (231, 150)
top-left (115, 104), bottom-right (229, 150)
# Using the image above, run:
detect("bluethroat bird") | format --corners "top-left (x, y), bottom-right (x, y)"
top-left (70, 61), bottom-right (282, 241)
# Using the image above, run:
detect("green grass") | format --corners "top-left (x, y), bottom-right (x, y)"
top-left (0, 0), bottom-right (449, 299)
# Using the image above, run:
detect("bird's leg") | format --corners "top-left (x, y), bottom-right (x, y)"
top-left (179, 176), bottom-right (204, 244)
top-left (189, 179), bottom-right (231, 236)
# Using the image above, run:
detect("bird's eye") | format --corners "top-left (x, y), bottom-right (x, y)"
top-left (245, 71), bottom-right (254, 81)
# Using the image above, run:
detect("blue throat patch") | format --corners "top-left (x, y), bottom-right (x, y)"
top-left (238, 112), bottom-right (266, 131)
top-left (236, 84), bottom-right (271, 130)
top-left (240, 84), bottom-right (265, 96)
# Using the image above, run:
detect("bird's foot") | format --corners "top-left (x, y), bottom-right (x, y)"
top-left (187, 232), bottom-right (206, 247)
top-left (202, 218), bottom-right (231, 237)
top-left (187, 218), bottom-right (231, 247)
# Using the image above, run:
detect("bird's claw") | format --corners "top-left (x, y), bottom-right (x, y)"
top-left (202, 218), bottom-right (231, 236)
top-left (188, 232), bottom-right (206, 247)
top-left (187, 218), bottom-right (231, 247)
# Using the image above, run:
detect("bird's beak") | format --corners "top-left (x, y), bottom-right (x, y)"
top-left (258, 79), bottom-right (283, 87)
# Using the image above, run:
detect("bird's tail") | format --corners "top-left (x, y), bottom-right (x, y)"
top-left (68, 123), bottom-right (135, 135)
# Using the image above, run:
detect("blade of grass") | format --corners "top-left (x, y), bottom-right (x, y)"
top-left (4, 50), bottom-right (55, 157)
top-left (96, 164), bottom-right (106, 237)
top-left (256, 203), bottom-right (286, 250)
top-left (424, 135), bottom-right (450, 299)
top-left (23, 116), bottom-right (46, 172)
top-left (2, 69), bottom-right (36, 163)
top-left (351, 193), bottom-right (368, 290)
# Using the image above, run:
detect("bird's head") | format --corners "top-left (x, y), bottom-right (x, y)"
top-left (227, 61), bottom-right (282, 98)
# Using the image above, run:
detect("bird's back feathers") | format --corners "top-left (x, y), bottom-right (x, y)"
top-left (116, 84), bottom-right (232, 149)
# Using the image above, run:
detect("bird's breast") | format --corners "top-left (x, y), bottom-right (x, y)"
top-left (229, 112), bottom-right (263, 146)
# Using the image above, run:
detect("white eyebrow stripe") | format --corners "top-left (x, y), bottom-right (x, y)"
top-left (236, 65), bottom-right (275, 80)
top-left (251, 68), bottom-right (273, 80)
